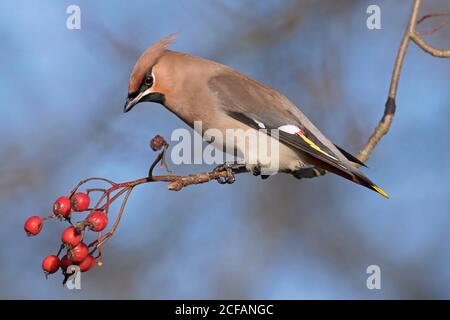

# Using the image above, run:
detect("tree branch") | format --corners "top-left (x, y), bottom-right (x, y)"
top-left (357, 0), bottom-right (450, 163)
top-left (410, 31), bottom-right (450, 57)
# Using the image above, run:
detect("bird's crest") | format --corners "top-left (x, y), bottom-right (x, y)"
top-left (128, 33), bottom-right (177, 93)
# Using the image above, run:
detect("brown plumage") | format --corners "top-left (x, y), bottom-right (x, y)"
top-left (128, 34), bottom-right (177, 93)
top-left (124, 35), bottom-right (388, 198)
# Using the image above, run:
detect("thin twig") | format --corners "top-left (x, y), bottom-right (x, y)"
top-left (148, 148), bottom-right (165, 178)
top-left (417, 12), bottom-right (450, 25)
top-left (417, 11), bottom-right (450, 36)
top-left (68, 177), bottom-right (116, 198)
top-left (73, 159), bottom-right (248, 252)
top-left (411, 31), bottom-right (450, 57)
top-left (96, 187), bottom-right (133, 248)
top-left (419, 17), bottom-right (450, 36)
top-left (357, 0), bottom-right (450, 163)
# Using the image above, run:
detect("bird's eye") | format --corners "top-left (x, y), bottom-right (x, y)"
top-left (144, 75), bottom-right (153, 86)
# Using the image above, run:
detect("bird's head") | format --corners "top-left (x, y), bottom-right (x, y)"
top-left (123, 34), bottom-right (177, 113)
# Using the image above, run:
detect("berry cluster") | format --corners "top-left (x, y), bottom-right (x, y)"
top-left (24, 191), bottom-right (109, 279)
top-left (23, 135), bottom-right (193, 283)
top-left (23, 176), bottom-right (136, 283)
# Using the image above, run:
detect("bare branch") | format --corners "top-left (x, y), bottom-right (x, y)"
top-left (411, 32), bottom-right (450, 57)
top-left (357, 0), bottom-right (450, 163)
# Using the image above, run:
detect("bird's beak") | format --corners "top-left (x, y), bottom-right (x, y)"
top-left (123, 90), bottom-right (148, 113)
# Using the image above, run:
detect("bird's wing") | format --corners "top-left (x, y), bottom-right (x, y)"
top-left (208, 71), bottom-right (387, 198)
top-left (225, 110), bottom-right (350, 172)
top-left (208, 71), bottom-right (354, 167)
top-left (334, 145), bottom-right (367, 168)
top-left (224, 110), bottom-right (387, 197)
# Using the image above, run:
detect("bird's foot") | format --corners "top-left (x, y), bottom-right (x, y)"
top-left (214, 163), bottom-right (244, 184)
top-left (251, 166), bottom-right (270, 180)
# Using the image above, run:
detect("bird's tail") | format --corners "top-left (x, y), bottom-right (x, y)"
top-left (304, 154), bottom-right (389, 199)
top-left (351, 170), bottom-right (389, 199)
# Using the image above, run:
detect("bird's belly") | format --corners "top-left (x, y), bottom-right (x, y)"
top-left (204, 128), bottom-right (306, 175)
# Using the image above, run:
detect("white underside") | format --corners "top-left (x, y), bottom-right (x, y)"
top-left (204, 128), bottom-right (306, 175)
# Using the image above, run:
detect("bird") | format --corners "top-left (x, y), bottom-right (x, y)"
top-left (123, 34), bottom-right (388, 198)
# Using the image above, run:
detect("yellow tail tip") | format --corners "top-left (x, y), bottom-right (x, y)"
top-left (372, 185), bottom-right (389, 199)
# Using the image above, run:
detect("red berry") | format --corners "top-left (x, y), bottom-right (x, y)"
top-left (68, 242), bottom-right (89, 263)
top-left (42, 255), bottom-right (60, 274)
top-left (24, 216), bottom-right (43, 236)
top-left (53, 196), bottom-right (71, 218)
top-left (78, 255), bottom-right (95, 272)
top-left (86, 210), bottom-right (108, 232)
top-left (60, 255), bottom-right (72, 271)
top-left (71, 192), bottom-right (90, 212)
top-left (61, 226), bottom-right (83, 247)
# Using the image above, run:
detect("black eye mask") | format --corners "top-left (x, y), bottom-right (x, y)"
top-left (128, 69), bottom-right (154, 99)
top-left (139, 69), bottom-right (154, 93)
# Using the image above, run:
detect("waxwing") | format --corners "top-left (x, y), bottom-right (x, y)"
top-left (124, 35), bottom-right (388, 198)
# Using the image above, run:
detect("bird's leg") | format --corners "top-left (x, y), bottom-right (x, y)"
top-left (213, 163), bottom-right (246, 184)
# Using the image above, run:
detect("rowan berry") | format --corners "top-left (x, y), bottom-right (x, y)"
top-left (71, 192), bottom-right (90, 212)
top-left (61, 226), bottom-right (83, 247)
top-left (53, 196), bottom-right (71, 218)
top-left (24, 216), bottom-right (43, 236)
top-left (42, 255), bottom-right (60, 274)
top-left (86, 210), bottom-right (108, 232)
top-left (68, 242), bottom-right (89, 263)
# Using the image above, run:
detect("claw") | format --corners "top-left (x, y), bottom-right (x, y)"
top-left (252, 166), bottom-right (261, 176)
top-left (214, 163), bottom-right (239, 184)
